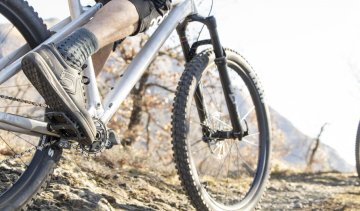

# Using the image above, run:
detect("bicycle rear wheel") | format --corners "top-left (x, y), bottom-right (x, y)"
top-left (0, 0), bottom-right (62, 209)
top-left (172, 49), bottom-right (271, 210)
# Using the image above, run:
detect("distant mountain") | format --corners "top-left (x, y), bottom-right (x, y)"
top-left (271, 109), bottom-right (353, 172)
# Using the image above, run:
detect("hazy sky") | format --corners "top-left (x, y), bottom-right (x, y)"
top-left (17, 0), bottom-right (360, 165)
top-left (215, 0), bottom-right (360, 165)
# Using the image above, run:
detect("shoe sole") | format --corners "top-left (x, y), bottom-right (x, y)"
top-left (22, 52), bottom-right (95, 145)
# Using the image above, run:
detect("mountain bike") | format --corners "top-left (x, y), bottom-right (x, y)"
top-left (0, 0), bottom-right (271, 210)
top-left (356, 121), bottom-right (360, 178)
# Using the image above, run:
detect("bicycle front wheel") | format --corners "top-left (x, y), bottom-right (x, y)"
top-left (172, 49), bottom-right (271, 210)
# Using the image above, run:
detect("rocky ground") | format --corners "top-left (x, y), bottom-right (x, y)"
top-left (261, 171), bottom-right (360, 210)
top-left (28, 152), bottom-right (360, 211)
top-left (30, 151), bottom-right (193, 211)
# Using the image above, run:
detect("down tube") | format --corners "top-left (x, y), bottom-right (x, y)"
top-left (100, 0), bottom-right (193, 123)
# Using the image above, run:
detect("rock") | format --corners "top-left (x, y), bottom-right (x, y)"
top-left (294, 201), bottom-right (303, 209)
top-left (268, 186), bottom-right (279, 191)
top-left (101, 193), bottom-right (117, 204)
top-left (78, 190), bottom-right (86, 197)
top-left (97, 198), bottom-right (114, 211)
top-left (119, 183), bottom-right (127, 188)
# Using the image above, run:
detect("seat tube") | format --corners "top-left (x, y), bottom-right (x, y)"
top-left (67, 0), bottom-right (104, 118)
top-left (206, 16), bottom-right (243, 137)
top-left (68, 0), bottom-right (83, 18)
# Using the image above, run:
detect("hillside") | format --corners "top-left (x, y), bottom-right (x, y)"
top-left (271, 109), bottom-right (354, 172)
top-left (28, 152), bottom-right (360, 210)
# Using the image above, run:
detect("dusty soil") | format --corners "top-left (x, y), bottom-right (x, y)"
top-left (29, 153), bottom-right (360, 211)
top-left (261, 171), bottom-right (360, 210)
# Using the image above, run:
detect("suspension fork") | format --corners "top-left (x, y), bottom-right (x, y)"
top-left (176, 18), bottom-right (208, 130)
top-left (176, 14), bottom-right (243, 139)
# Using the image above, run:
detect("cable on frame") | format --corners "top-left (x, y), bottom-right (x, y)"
top-left (195, 0), bottom-right (214, 43)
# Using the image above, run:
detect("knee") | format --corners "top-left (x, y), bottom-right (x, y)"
top-left (102, 0), bottom-right (140, 25)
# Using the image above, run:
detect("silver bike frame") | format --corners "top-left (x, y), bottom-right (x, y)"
top-left (0, 0), bottom-right (196, 136)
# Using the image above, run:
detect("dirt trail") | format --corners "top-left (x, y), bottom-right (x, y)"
top-left (261, 171), bottom-right (360, 210)
top-left (30, 155), bottom-right (360, 211)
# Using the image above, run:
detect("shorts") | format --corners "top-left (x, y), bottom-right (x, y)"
top-left (95, 0), bottom-right (172, 35)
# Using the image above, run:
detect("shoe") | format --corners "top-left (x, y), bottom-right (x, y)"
top-left (21, 44), bottom-right (96, 145)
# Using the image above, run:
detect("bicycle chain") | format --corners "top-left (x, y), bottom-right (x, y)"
top-left (0, 94), bottom-right (50, 165)
top-left (0, 94), bottom-right (49, 108)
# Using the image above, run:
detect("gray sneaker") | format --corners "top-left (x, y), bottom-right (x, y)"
top-left (21, 44), bottom-right (96, 145)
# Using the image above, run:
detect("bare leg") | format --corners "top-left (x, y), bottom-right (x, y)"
top-left (92, 44), bottom-right (112, 75)
top-left (84, 0), bottom-right (139, 49)
top-left (86, 0), bottom-right (139, 74)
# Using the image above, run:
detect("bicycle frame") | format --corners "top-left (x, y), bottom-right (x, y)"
top-left (0, 0), bottom-right (244, 139)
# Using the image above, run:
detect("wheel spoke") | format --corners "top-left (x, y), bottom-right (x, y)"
top-left (236, 93), bottom-right (252, 114)
top-left (189, 120), bottom-right (215, 134)
top-left (208, 114), bottom-right (232, 130)
top-left (10, 132), bottom-right (36, 147)
top-left (215, 140), bottom-right (235, 179)
top-left (242, 138), bottom-right (259, 147)
top-left (226, 140), bottom-right (233, 203)
top-left (235, 141), bottom-right (242, 177)
top-left (235, 142), bottom-right (255, 176)
top-left (241, 106), bottom-right (255, 122)
top-left (0, 135), bottom-right (27, 167)
top-left (191, 103), bottom-right (232, 130)
top-left (198, 152), bottom-right (212, 175)
top-left (0, 25), bottom-right (14, 46)
top-left (246, 132), bottom-right (260, 137)
top-left (192, 145), bottom-right (209, 154)
top-left (191, 139), bottom-right (204, 147)
top-left (199, 80), bottom-right (222, 115)
top-left (215, 151), bottom-right (228, 179)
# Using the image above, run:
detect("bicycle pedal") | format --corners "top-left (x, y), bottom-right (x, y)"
top-left (45, 112), bottom-right (81, 140)
top-left (106, 129), bottom-right (120, 149)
